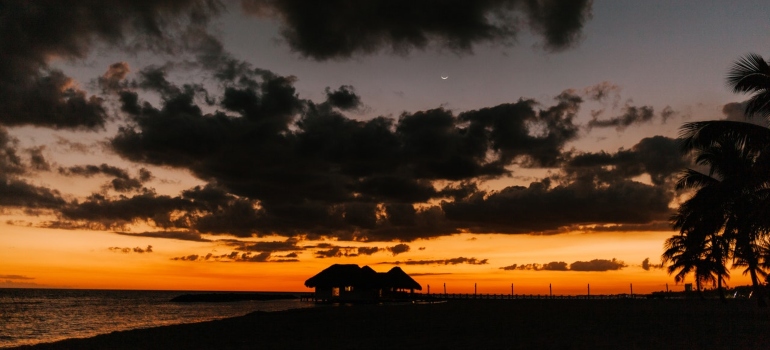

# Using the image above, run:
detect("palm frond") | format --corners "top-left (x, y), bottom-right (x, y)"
top-left (727, 53), bottom-right (770, 94)
top-left (745, 90), bottom-right (770, 120)
top-left (679, 121), bottom-right (770, 154)
top-left (675, 169), bottom-right (718, 190)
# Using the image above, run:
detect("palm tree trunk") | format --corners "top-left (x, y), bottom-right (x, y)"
top-left (749, 268), bottom-right (767, 307)
top-left (717, 276), bottom-right (727, 303)
top-left (696, 279), bottom-right (704, 299)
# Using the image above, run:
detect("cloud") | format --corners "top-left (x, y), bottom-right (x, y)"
top-left (721, 101), bottom-right (767, 125)
top-left (314, 245), bottom-right (357, 258)
top-left (499, 262), bottom-right (567, 271)
top-left (55, 136), bottom-right (94, 154)
top-left (98, 65), bottom-right (589, 240)
top-left (4, 49), bottom-right (674, 243)
top-left (0, 0), bottom-right (222, 129)
top-left (229, 238), bottom-right (304, 253)
top-left (582, 81), bottom-right (621, 103)
top-left (114, 231), bottom-right (211, 242)
top-left (26, 146), bottom-right (51, 172)
top-left (587, 105), bottom-right (655, 130)
top-left (241, 0), bottom-right (592, 60)
top-left (0, 275), bottom-right (35, 280)
top-left (108, 245), bottom-right (153, 253)
top-left (58, 164), bottom-right (153, 192)
top-left (641, 257), bottom-right (664, 271)
top-left (171, 251), bottom-right (298, 263)
top-left (324, 85), bottom-right (362, 111)
top-left (379, 257), bottom-right (489, 265)
top-left (386, 243), bottom-right (411, 256)
top-left (500, 258), bottom-right (626, 271)
top-left (442, 176), bottom-right (673, 234)
top-left (570, 258), bottom-right (626, 271)
top-left (0, 176), bottom-right (66, 210)
top-left (357, 246), bottom-right (382, 256)
top-left (563, 136), bottom-right (688, 186)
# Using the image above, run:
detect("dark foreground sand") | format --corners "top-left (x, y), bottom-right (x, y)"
top-left (13, 299), bottom-right (770, 349)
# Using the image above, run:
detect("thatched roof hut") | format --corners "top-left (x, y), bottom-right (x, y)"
top-left (305, 264), bottom-right (422, 301)
top-left (304, 264), bottom-right (378, 289)
top-left (383, 266), bottom-right (422, 291)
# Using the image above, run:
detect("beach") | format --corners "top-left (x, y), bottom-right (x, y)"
top-left (11, 299), bottom-right (770, 349)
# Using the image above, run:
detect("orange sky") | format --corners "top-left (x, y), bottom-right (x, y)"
top-left (1, 1), bottom-right (766, 297)
top-left (1, 221), bottom-right (751, 294)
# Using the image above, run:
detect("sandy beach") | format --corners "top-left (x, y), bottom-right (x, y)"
top-left (11, 299), bottom-right (770, 349)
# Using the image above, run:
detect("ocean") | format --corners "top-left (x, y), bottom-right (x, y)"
top-left (0, 288), bottom-right (315, 348)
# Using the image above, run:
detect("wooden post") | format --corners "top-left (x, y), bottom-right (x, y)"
top-left (428, 284), bottom-right (430, 295)
top-left (587, 284), bottom-right (590, 297)
top-left (630, 283), bottom-right (633, 296)
top-left (549, 283), bottom-right (552, 297)
top-left (444, 283), bottom-right (446, 295)
top-left (474, 283), bottom-right (477, 296)
top-left (511, 283), bottom-right (514, 296)
top-left (666, 283), bottom-right (669, 292)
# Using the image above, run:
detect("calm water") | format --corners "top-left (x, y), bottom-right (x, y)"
top-left (0, 289), bottom-right (315, 348)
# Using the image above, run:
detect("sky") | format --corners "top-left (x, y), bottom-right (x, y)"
top-left (1, 0), bottom-right (769, 294)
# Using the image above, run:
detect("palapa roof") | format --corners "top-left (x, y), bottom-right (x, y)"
top-left (383, 266), bottom-right (422, 290)
top-left (305, 264), bottom-right (422, 290)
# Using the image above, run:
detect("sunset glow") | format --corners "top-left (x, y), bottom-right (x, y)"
top-left (1, 0), bottom-right (765, 296)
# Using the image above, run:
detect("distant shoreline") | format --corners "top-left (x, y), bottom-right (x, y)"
top-left (169, 292), bottom-right (300, 302)
top-left (12, 299), bottom-right (770, 350)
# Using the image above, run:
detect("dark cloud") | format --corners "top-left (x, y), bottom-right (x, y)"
top-left (324, 86), bottom-right (362, 111)
top-left (721, 101), bottom-right (767, 126)
top-left (0, 133), bottom-right (66, 210)
top-left (379, 257), bottom-right (489, 265)
top-left (641, 257), bottom-right (664, 271)
top-left (114, 231), bottom-right (211, 242)
top-left (0, 275), bottom-right (35, 280)
top-left (582, 81), bottom-right (621, 103)
top-left (563, 136), bottom-right (688, 186)
top-left (501, 258), bottom-right (626, 271)
top-left (0, 0), bottom-right (222, 129)
top-left (313, 245), bottom-right (359, 258)
top-left (55, 136), bottom-right (93, 154)
top-left (587, 105), bottom-right (655, 130)
top-left (100, 66), bottom-right (588, 240)
top-left (58, 164), bottom-right (152, 192)
top-left (386, 243), bottom-right (411, 256)
top-left (357, 246), bottom-right (382, 256)
top-left (499, 262), bottom-right (567, 271)
top-left (98, 62), bottom-right (132, 93)
top-left (56, 192), bottom-right (197, 231)
top-left (458, 91), bottom-right (581, 168)
top-left (172, 251), bottom-right (298, 263)
top-left (660, 106), bottom-right (676, 123)
top-left (108, 245), bottom-right (153, 254)
top-left (233, 238), bottom-right (303, 252)
top-left (241, 0), bottom-right (592, 60)
top-left (442, 176), bottom-right (672, 234)
top-left (570, 258), bottom-right (626, 271)
top-left (26, 146), bottom-right (51, 172)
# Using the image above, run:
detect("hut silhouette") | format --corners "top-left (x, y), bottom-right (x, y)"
top-left (305, 264), bottom-right (422, 302)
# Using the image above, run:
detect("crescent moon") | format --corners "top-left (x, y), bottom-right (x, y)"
top-left (441, 76), bottom-right (449, 80)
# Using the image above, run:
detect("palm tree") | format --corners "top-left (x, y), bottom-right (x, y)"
top-left (727, 53), bottom-right (770, 120)
top-left (669, 186), bottom-right (731, 301)
top-left (662, 232), bottom-right (704, 292)
top-left (676, 123), bottom-right (769, 306)
top-left (664, 53), bottom-right (770, 307)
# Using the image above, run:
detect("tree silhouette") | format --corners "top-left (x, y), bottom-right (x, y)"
top-left (727, 53), bottom-right (770, 119)
top-left (666, 53), bottom-right (770, 307)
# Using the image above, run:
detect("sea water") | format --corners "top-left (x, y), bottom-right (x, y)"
top-left (0, 289), bottom-right (315, 348)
